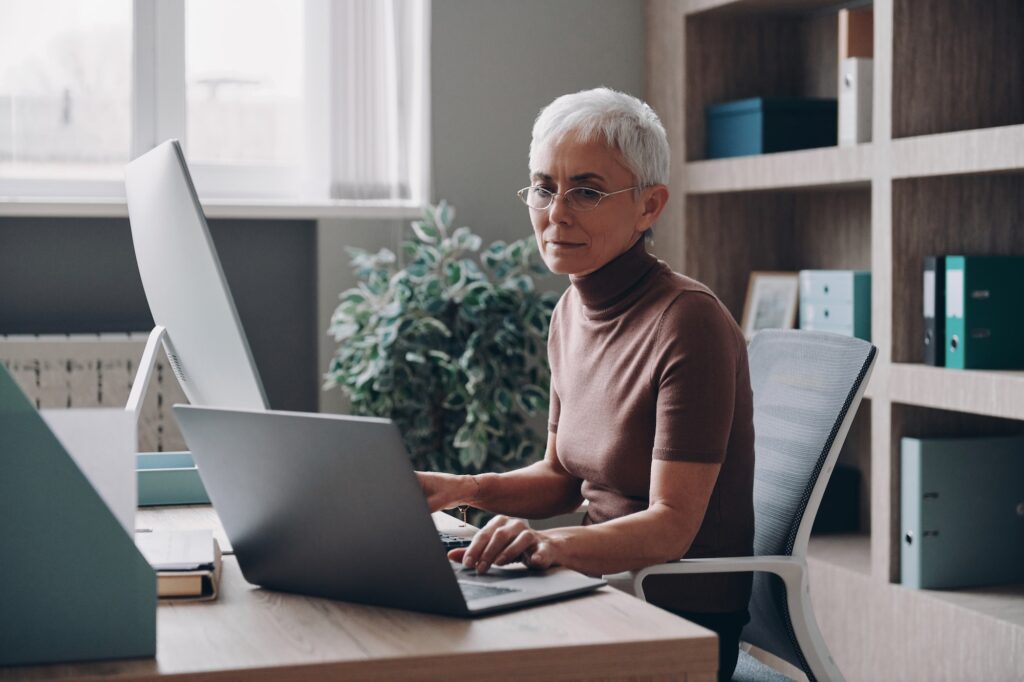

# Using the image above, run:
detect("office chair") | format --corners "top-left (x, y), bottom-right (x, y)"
top-left (608, 330), bottom-right (876, 682)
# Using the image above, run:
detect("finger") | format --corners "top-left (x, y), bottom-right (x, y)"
top-left (475, 520), bottom-right (529, 573)
top-left (462, 515), bottom-right (507, 568)
top-left (447, 548), bottom-right (467, 562)
top-left (494, 531), bottom-right (537, 566)
top-left (522, 540), bottom-right (555, 570)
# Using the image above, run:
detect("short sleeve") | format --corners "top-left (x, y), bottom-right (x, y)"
top-left (651, 292), bottom-right (740, 463)
top-left (546, 297), bottom-right (563, 434)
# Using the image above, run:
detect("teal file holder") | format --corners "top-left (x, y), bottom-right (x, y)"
top-left (0, 365), bottom-right (156, 666)
top-left (137, 451), bottom-right (210, 506)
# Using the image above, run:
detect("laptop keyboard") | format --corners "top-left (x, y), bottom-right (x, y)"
top-left (458, 582), bottom-right (520, 602)
top-left (438, 532), bottom-right (472, 550)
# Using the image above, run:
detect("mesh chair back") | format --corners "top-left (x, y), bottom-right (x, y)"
top-left (742, 330), bottom-right (875, 679)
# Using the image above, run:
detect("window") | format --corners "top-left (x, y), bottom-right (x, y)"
top-left (0, 0), bottom-right (132, 193)
top-left (0, 0), bottom-right (430, 204)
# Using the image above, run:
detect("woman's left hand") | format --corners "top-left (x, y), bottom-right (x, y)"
top-left (449, 515), bottom-right (559, 574)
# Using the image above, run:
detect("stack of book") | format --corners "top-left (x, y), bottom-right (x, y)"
top-left (135, 529), bottom-right (222, 601)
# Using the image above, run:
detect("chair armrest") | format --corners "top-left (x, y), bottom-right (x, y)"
top-left (604, 555), bottom-right (806, 602)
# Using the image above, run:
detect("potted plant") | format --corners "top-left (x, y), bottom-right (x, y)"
top-left (325, 202), bottom-right (558, 475)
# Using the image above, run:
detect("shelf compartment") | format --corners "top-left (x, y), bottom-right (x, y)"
top-left (684, 0), bottom-right (863, 20)
top-left (685, 186), bottom-right (870, 322)
top-left (684, 3), bottom-right (845, 162)
top-left (889, 364), bottom-right (1024, 421)
top-left (807, 532), bottom-right (870, 576)
top-left (891, 172), bottom-right (1024, 364)
top-left (685, 144), bottom-right (871, 194)
top-left (808, 544), bottom-right (1024, 681)
top-left (891, 124), bottom-right (1024, 179)
top-left (893, 0), bottom-right (1024, 138)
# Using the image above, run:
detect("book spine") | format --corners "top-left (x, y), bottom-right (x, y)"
top-left (899, 437), bottom-right (923, 589)
top-left (945, 256), bottom-right (966, 369)
top-left (923, 256), bottom-right (945, 366)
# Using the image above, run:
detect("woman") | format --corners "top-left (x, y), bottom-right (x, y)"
top-left (418, 88), bottom-right (754, 681)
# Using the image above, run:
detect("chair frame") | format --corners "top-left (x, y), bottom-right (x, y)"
top-left (606, 343), bottom-right (875, 682)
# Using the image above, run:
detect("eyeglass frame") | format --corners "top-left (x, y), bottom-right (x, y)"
top-left (516, 184), bottom-right (641, 212)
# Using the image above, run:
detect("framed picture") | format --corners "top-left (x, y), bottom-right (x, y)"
top-left (741, 271), bottom-right (799, 341)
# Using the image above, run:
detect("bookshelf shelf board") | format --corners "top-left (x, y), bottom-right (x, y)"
top-left (684, 0), bottom-right (850, 17)
top-left (916, 582), bottom-right (1024, 631)
top-left (684, 145), bottom-right (872, 195)
top-left (891, 124), bottom-right (1024, 180)
top-left (888, 364), bottom-right (1024, 421)
top-left (807, 533), bottom-right (871, 577)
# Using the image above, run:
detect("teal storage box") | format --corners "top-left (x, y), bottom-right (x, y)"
top-left (945, 255), bottom-right (1024, 370)
top-left (1, 365), bottom-right (156, 666)
top-left (901, 435), bottom-right (1024, 589)
top-left (137, 451), bottom-right (210, 506)
top-left (799, 270), bottom-right (871, 341)
top-left (705, 97), bottom-right (838, 159)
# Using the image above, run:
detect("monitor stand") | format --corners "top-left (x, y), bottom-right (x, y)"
top-left (126, 325), bottom-right (187, 418)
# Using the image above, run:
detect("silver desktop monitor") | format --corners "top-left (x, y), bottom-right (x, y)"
top-left (124, 139), bottom-right (268, 410)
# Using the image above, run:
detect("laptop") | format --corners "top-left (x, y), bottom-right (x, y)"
top-left (173, 404), bottom-right (606, 616)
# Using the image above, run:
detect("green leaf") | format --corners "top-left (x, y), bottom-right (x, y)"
top-left (417, 317), bottom-right (452, 337)
top-left (494, 387), bottom-right (512, 413)
top-left (325, 200), bottom-right (557, 476)
top-left (410, 219), bottom-right (441, 244)
top-left (434, 200), bottom-right (454, 231)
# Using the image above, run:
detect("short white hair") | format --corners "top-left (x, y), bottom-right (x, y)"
top-left (529, 87), bottom-right (670, 187)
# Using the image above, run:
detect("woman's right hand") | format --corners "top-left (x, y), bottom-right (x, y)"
top-left (416, 471), bottom-right (477, 512)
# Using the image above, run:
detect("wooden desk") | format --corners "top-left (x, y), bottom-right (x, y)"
top-left (4, 506), bottom-right (717, 681)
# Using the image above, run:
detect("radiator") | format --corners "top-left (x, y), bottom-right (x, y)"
top-left (0, 333), bottom-right (188, 452)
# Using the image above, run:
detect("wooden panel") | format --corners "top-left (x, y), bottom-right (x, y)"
top-left (889, 364), bottom-right (1024, 421)
top-left (890, 173), bottom-right (1024, 363)
top-left (870, 397), bottom-right (897, 581)
top-left (646, 0), bottom-right (687, 272)
top-left (891, 403), bottom-right (1024, 442)
top-left (684, 191), bottom-right (796, 319)
top-left (790, 188), bottom-right (871, 270)
top-left (893, 0), bottom-right (1024, 138)
top-left (684, 145), bottom-right (872, 194)
top-left (892, 124), bottom-right (1024, 179)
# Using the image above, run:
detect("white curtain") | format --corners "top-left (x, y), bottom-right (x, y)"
top-left (329, 0), bottom-right (429, 201)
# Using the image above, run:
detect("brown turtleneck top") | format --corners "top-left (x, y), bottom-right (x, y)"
top-left (547, 238), bottom-right (754, 613)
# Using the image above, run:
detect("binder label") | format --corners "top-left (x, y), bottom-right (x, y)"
top-left (924, 270), bottom-right (935, 316)
top-left (946, 269), bottom-right (964, 318)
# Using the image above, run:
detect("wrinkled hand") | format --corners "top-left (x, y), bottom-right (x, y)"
top-left (416, 471), bottom-right (469, 513)
top-left (449, 515), bottom-right (558, 574)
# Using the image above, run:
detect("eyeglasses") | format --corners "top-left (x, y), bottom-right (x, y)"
top-left (516, 185), bottom-right (638, 212)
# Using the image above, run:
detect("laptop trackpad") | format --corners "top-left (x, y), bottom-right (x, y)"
top-left (452, 562), bottom-right (535, 584)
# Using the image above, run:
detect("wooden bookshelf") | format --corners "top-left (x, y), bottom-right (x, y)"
top-left (684, 144), bottom-right (872, 194)
top-left (647, 1), bottom-right (1024, 678)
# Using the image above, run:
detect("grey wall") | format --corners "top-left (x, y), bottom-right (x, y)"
top-left (319, 0), bottom-right (646, 413)
top-left (1, 217), bottom-right (320, 413)
top-left (430, 0), bottom-right (646, 247)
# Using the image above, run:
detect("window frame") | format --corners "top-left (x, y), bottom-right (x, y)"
top-left (0, 0), bottom-right (431, 206)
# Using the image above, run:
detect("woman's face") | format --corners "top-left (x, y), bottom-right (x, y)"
top-left (528, 134), bottom-right (665, 276)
